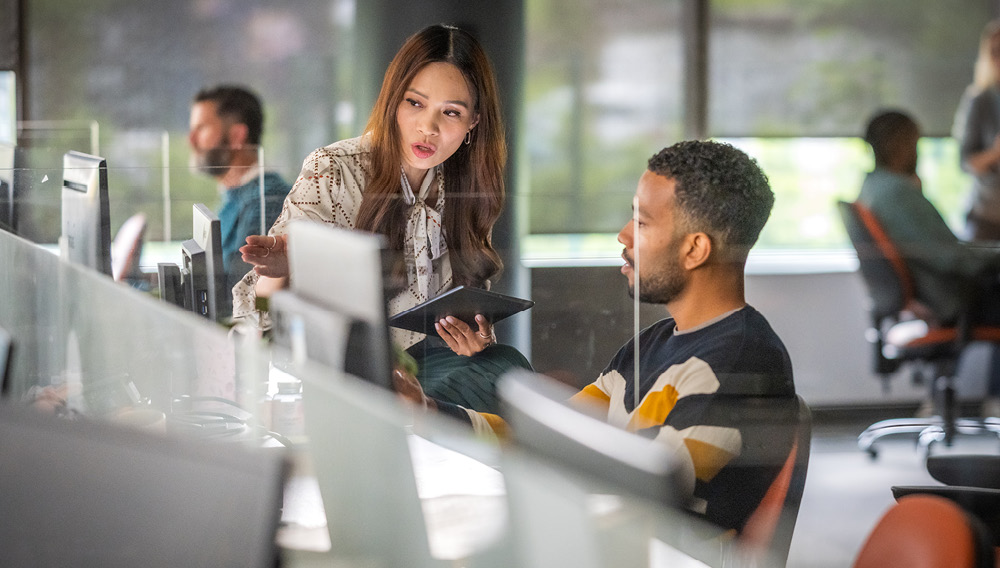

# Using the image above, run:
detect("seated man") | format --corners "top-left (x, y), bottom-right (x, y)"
top-left (397, 140), bottom-right (799, 535)
top-left (188, 85), bottom-right (292, 294)
top-left (857, 109), bottom-right (1000, 416)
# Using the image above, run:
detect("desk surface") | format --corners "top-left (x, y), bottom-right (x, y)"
top-left (277, 434), bottom-right (507, 559)
top-left (276, 435), bottom-right (714, 568)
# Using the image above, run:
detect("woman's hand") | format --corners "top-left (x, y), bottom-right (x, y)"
top-left (240, 234), bottom-right (290, 278)
top-left (435, 314), bottom-right (494, 357)
top-left (393, 366), bottom-right (436, 411)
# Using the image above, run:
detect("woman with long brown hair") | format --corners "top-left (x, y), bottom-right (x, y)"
top-left (233, 24), bottom-right (529, 415)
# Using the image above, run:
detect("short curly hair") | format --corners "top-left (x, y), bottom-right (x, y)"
top-left (647, 140), bottom-right (773, 261)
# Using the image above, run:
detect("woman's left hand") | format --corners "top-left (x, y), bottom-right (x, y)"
top-left (436, 314), bottom-right (494, 357)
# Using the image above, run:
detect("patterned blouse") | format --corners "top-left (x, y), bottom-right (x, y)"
top-left (231, 135), bottom-right (453, 348)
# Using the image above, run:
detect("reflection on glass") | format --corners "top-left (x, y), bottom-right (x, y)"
top-left (525, 0), bottom-right (684, 234)
top-left (709, 0), bottom-right (990, 137)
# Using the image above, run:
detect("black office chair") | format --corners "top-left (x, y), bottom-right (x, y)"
top-left (927, 454), bottom-right (1000, 490)
top-left (889, 454), bottom-right (1000, 547)
top-left (738, 395), bottom-right (812, 568)
top-left (837, 200), bottom-right (1000, 457)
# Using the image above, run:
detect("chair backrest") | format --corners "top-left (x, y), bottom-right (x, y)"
top-left (836, 200), bottom-right (916, 322)
top-left (890, 485), bottom-right (1000, 547)
top-left (739, 395), bottom-right (812, 567)
top-left (111, 212), bottom-right (147, 283)
top-left (927, 454), bottom-right (1000, 490)
top-left (853, 494), bottom-right (995, 568)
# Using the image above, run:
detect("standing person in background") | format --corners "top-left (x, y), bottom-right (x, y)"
top-left (189, 85), bottom-right (292, 295)
top-left (234, 24), bottom-right (531, 414)
top-left (953, 19), bottom-right (1000, 241)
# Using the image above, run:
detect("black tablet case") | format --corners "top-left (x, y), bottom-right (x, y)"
top-left (388, 286), bottom-right (534, 333)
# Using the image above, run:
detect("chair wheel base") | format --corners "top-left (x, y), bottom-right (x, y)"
top-left (858, 416), bottom-right (1000, 458)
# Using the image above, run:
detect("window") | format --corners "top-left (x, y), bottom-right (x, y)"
top-left (21, 0), bottom-right (355, 244)
top-left (524, 0), bottom-right (684, 235)
top-left (524, 0), bottom-right (992, 256)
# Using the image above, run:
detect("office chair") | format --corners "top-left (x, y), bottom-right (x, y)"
top-left (852, 494), bottom-right (995, 568)
top-left (837, 200), bottom-right (1000, 457)
top-left (890, 486), bottom-right (1000, 548)
top-left (738, 395), bottom-right (812, 568)
top-left (110, 212), bottom-right (147, 285)
top-left (887, 454), bottom-right (1000, 547)
top-left (927, 454), bottom-right (1000, 490)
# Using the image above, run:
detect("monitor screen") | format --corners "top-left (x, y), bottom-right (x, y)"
top-left (498, 369), bottom-right (689, 508)
top-left (189, 203), bottom-right (229, 321)
top-left (157, 263), bottom-right (185, 310)
top-left (181, 238), bottom-right (210, 317)
top-left (0, 401), bottom-right (287, 568)
top-left (279, 221), bottom-right (393, 388)
top-left (158, 204), bottom-right (229, 323)
top-left (287, 220), bottom-right (389, 324)
top-left (60, 150), bottom-right (112, 276)
top-left (269, 289), bottom-right (393, 391)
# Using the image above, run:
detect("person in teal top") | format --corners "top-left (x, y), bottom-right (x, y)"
top-left (857, 109), bottom-right (1000, 416)
top-left (215, 170), bottom-right (289, 290)
top-left (189, 85), bottom-right (291, 293)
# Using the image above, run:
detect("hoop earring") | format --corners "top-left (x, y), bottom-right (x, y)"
top-left (465, 130), bottom-right (472, 145)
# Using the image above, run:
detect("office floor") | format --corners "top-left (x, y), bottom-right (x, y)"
top-left (785, 407), bottom-right (1000, 568)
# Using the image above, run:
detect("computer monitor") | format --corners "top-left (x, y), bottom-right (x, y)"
top-left (157, 263), bottom-right (185, 309)
top-left (271, 221), bottom-right (393, 388)
top-left (497, 369), bottom-right (688, 508)
top-left (269, 289), bottom-right (393, 391)
top-left (0, 401), bottom-right (288, 568)
top-left (157, 204), bottom-right (229, 322)
top-left (60, 150), bottom-right (112, 276)
top-left (187, 203), bottom-right (229, 321)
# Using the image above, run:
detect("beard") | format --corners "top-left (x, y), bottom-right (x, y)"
top-left (624, 246), bottom-right (687, 305)
top-left (190, 143), bottom-right (233, 178)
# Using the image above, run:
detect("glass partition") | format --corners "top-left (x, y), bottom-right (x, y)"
top-left (279, 345), bottom-right (741, 567)
top-left (0, 224), bottom-right (268, 442)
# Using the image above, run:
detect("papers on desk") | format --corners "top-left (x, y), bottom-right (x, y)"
top-left (407, 434), bottom-right (508, 561)
top-left (407, 434), bottom-right (505, 499)
top-left (650, 539), bottom-right (714, 568)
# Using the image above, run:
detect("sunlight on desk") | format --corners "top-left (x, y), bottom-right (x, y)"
top-left (277, 432), bottom-right (507, 561)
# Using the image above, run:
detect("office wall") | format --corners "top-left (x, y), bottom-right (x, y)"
top-left (530, 265), bottom-right (990, 407)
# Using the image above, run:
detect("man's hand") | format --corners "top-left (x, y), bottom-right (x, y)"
top-left (435, 314), bottom-right (494, 357)
top-left (240, 234), bottom-right (290, 278)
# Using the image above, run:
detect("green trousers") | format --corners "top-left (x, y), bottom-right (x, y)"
top-left (407, 338), bottom-right (532, 415)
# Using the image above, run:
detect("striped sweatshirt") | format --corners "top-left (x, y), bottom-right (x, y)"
top-left (570, 305), bottom-right (797, 532)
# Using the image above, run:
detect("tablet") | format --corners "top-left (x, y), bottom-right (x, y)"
top-left (388, 286), bottom-right (534, 333)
